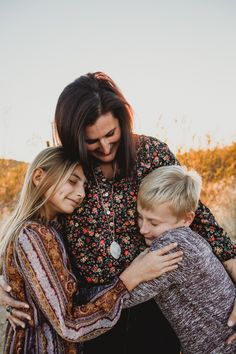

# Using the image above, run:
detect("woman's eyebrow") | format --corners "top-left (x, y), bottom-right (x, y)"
top-left (86, 127), bottom-right (116, 142)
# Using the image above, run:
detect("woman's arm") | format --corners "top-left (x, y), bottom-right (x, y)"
top-left (224, 259), bottom-right (236, 282)
top-left (191, 201), bottom-right (236, 262)
top-left (145, 136), bottom-right (236, 262)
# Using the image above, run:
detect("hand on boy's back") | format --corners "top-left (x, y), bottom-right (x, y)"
top-left (0, 275), bottom-right (30, 330)
top-left (226, 299), bottom-right (236, 345)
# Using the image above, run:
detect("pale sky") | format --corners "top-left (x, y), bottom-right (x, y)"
top-left (0, 0), bottom-right (236, 162)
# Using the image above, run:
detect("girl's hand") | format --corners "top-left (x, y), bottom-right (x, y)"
top-left (0, 275), bottom-right (30, 329)
top-left (119, 242), bottom-right (183, 291)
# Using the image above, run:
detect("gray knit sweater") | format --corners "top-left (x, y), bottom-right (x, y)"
top-left (124, 227), bottom-right (236, 354)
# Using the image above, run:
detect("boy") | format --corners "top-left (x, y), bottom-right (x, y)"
top-left (124, 165), bottom-right (236, 354)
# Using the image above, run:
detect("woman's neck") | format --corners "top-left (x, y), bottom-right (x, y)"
top-left (99, 162), bottom-right (117, 179)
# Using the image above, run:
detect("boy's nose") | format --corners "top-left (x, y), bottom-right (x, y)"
top-left (139, 222), bottom-right (149, 235)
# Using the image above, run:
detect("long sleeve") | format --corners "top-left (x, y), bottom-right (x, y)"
top-left (124, 228), bottom-right (236, 354)
top-left (140, 135), bottom-right (236, 261)
top-left (123, 278), bottom-right (166, 309)
top-left (14, 223), bottom-right (129, 342)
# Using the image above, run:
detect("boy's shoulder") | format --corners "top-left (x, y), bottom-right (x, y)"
top-left (150, 227), bottom-right (211, 255)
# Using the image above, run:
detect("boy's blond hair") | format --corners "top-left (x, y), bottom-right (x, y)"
top-left (138, 165), bottom-right (202, 217)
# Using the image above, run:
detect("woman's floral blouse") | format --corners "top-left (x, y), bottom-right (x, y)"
top-left (3, 222), bottom-right (129, 354)
top-left (64, 135), bottom-right (236, 284)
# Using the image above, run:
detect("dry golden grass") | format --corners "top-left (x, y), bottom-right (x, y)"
top-left (177, 142), bottom-right (236, 240)
top-left (0, 142), bottom-right (236, 235)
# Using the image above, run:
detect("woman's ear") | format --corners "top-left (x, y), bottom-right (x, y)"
top-left (32, 168), bottom-right (46, 187)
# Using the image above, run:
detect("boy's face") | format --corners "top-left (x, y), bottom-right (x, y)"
top-left (137, 201), bottom-right (187, 246)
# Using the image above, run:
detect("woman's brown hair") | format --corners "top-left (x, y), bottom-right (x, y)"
top-left (54, 72), bottom-right (136, 177)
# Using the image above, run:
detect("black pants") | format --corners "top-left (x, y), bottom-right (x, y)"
top-left (80, 299), bottom-right (180, 354)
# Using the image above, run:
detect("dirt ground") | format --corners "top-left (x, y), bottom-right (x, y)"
top-left (0, 307), bottom-right (6, 353)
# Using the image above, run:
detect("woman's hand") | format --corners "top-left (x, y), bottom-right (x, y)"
top-left (119, 242), bottom-right (183, 291)
top-left (0, 275), bottom-right (30, 330)
top-left (226, 299), bottom-right (236, 345)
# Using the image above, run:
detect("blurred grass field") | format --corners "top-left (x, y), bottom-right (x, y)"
top-left (0, 142), bottom-right (235, 351)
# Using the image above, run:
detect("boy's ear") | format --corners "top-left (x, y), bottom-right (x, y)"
top-left (32, 168), bottom-right (46, 187)
top-left (183, 211), bottom-right (195, 226)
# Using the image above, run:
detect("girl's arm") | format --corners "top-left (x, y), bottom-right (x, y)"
top-left (12, 224), bottom-right (128, 342)
top-left (8, 223), bottom-right (182, 342)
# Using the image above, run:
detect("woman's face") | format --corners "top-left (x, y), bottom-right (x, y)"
top-left (84, 112), bottom-right (121, 163)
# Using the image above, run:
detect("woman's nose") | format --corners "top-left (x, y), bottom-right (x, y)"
top-left (99, 139), bottom-right (110, 154)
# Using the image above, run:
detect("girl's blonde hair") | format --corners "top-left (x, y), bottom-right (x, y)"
top-left (0, 146), bottom-right (79, 258)
top-left (138, 165), bottom-right (202, 217)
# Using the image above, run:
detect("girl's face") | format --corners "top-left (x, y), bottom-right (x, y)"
top-left (84, 112), bottom-right (121, 164)
top-left (44, 165), bottom-right (87, 220)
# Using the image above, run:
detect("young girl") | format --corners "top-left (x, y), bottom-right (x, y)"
top-left (0, 146), bottom-right (182, 354)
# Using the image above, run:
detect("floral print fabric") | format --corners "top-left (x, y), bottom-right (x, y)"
top-left (64, 135), bottom-right (236, 284)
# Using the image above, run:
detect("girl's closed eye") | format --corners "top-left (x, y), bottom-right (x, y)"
top-left (69, 178), bottom-right (77, 185)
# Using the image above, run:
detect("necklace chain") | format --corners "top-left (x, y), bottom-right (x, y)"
top-left (93, 165), bottom-right (121, 259)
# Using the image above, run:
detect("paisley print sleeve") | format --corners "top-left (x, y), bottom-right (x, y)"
top-left (14, 224), bottom-right (129, 342)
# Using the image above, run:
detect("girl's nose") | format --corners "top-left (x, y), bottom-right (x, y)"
top-left (77, 187), bottom-right (85, 199)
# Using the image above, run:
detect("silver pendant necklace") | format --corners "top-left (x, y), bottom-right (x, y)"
top-left (110, 240), bottom-right (121, 260)
top-left (93, 166), bottom-right (121, 260)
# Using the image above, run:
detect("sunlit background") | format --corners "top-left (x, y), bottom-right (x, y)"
top-left (0, 0), bottom-right (235, 162)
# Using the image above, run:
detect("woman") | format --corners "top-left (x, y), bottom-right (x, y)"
top-left (1, 72), bottom-right (236, 353)
top-left (0, 146), bottom-right (182, 353)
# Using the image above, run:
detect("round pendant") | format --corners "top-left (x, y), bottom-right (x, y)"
top-left (110, 241), bottom-right (121, 259)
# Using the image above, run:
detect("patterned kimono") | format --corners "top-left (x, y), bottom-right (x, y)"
top-left (2, 222), bottom-right (129, 354)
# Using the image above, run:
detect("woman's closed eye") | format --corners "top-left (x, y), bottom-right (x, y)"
top-left (86, 139), bottom-right (98, 145)
top-left (105, 129), bottom-right (115, 137)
